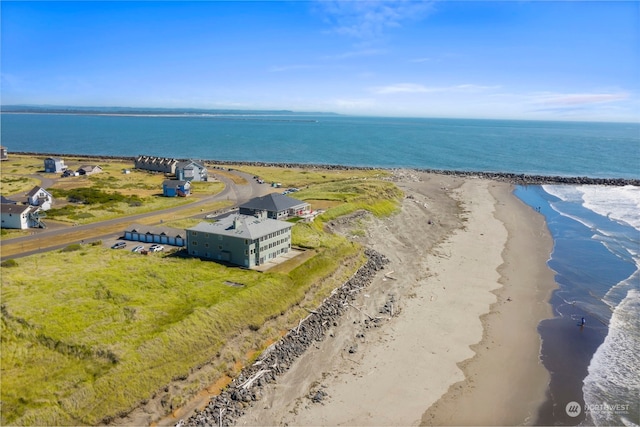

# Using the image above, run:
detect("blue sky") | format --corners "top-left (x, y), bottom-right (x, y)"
top-left (1, 1), bottom-right (638, 121)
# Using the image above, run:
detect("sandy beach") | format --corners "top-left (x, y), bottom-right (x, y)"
top-left (230, 171), bottom-right (556, 426)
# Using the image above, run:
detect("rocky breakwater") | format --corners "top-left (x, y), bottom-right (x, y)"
top-left (181, 249), bottom-right (389, 427)
top-left (16, 152), bottom-right (639, 186)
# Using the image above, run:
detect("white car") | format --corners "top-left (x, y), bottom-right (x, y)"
top-left (149, 244), bottom-right (164, 252)
top-left (131, 245), bottom-right (144, 253)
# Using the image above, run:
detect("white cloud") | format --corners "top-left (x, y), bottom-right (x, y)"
top-left (535, 92), bottom-right (630, 106)
top-left (316, 0), bottom-right (434, 39)
top-left (371, 83), bottom-right (501, 95)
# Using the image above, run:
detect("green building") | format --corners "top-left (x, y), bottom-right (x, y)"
top-left (186, 212), bottom-right (293, 268)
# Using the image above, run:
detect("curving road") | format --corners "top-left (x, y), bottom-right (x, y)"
top-left (0, 169), bottom-right (273, 259)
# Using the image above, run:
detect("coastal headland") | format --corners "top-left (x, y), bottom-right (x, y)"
top-left (1, 155), bottom-right (609, 426)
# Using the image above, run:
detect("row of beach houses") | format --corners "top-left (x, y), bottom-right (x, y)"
top-left (44, 155), bottom-right (208, 182)
top-left (135, 156), bottom-right (209, 182)
top-left (0, 155), bottom-right (210, 229)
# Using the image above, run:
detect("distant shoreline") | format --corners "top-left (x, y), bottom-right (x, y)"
top-left (12, 151), bottom-right (640, 186)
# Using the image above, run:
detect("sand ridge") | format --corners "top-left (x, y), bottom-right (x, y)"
top-left (231, 171), bottom-right (554, 426)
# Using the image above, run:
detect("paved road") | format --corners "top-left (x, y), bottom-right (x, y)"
top-left (0, 169), bottom-right (273, 259)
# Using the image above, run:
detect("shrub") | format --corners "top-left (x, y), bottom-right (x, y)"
top-left (60, 244), bottom-right (82, 253)
top-left (1, 259), bottom-right (18, 268)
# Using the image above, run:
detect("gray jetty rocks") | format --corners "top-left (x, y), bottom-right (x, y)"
top-left (181, 249), bottom-right (389, 427)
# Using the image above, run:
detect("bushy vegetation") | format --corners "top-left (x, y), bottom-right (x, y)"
top-left (1, 259), bottom-right (19, 268)
top-left (60, 244), bottom-right (83, 252)
top-left (292, 179), bottom-right (402, 248)
top-left (49, 187), bottom-right (143, 206)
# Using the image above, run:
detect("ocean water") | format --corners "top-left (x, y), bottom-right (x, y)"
top-left (1, 113), bottom-right (639, 179)
top-left (515, 185), bottom-right (639, 426)
top-left (2, 112), bottom-right (639, 425)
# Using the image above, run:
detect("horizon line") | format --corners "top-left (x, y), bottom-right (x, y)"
top-left (1, 104), bottom-right (638, 125)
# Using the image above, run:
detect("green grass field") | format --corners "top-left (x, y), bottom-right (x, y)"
top-left (231, 165), bottom-right (390, 188)
top-left (1, 241), bottom-right (364, 425)
top-left (1, 162), bottom-right (403, 425)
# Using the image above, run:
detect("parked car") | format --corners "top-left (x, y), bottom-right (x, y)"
top-left (131, 245), bottom-right (144, 253)
top-left (111, 242), bottom-right (126, 249)
top-left (149, 244), bottom-right (164, 252)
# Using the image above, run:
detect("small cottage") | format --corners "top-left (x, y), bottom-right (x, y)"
top-left (77, 165), bottom-right (102, 175)
top-left (0, 146), bottom-right (8, 161)
top-left (162, 180), bottom-right (191, 197)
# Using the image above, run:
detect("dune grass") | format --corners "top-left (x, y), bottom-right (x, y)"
top-left (230, 165), bottom-right (390, 188)
top-left (0, 164), bottom-right (402, 426)
top-left (1, 241), bottom-right (361, 425)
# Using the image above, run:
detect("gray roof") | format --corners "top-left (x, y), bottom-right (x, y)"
top-left (176, 160), bottom-right (206, 170)
top-left (1, 203), bottom-right (34, 214)
top-left (26, 186), bottom-right (51, 198)
top-left (0, 196), bottom-right (17, 204)
top-left (125, 223), bottom-right (185, 238)
top-left (187, 214), bottom-right (292, 240)
top-left (77, 165), bottom-right (101, 172)
top-left (240, 193), bottom-right (308, 213)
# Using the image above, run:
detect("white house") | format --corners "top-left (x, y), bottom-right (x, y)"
top-left (0, 204), bottom-right (44, 229)
top-left (25, 186), bottom-right (53, 211)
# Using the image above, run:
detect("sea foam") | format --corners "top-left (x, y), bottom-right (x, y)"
top-left (542, 184), bottom-right (639, 426)
top-left (579, 185), bottom-right (640, 231)
top-left (582, 289), bottom-right (640, 427)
